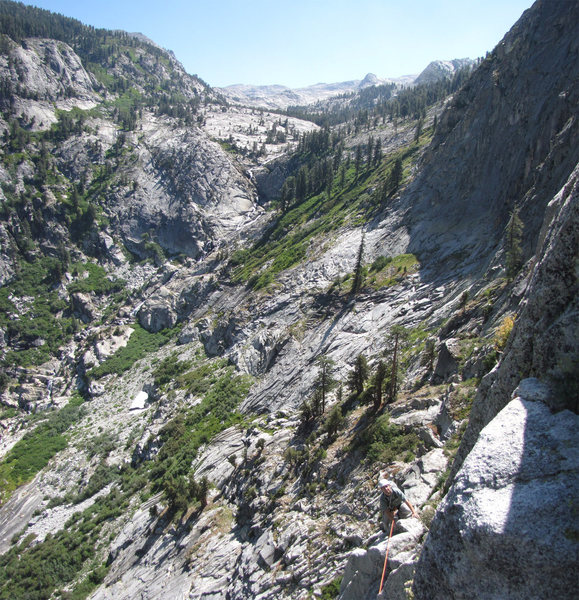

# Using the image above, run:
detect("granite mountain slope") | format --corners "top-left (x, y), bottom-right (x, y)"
top-left (0, 1), bottom-right (577, 599)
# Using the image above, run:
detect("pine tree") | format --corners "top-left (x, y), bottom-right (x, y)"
top-left (354, 145), bottom-right (363, 180)
top-left (390, 157), bottom-right (403, 195)
top-left (351, 233), bottom-right (365, 295)
top-left (414, 118), bottom-right (423, 143)
top-left (314, 355), bottom-right (337, 414)
top-left (295, 167), bottom-right (308, 202)
top-left (198, 476), bottom-right (209, 508)
top-left (339, 164), bottom-right (346, 189)
top-left (373, 138), bottom-right (382, 166)
top-left (384, 326), bottom-right (410, 404)
top-left (323, 405), bottom-right (344, 440)
top-left (280, 176), bottom-right (295, 211)
top-left (373, 360), bottom-right (387, 411)
top-left (367, 136), bottom-right (374, 167)
top-left (347, 353), bottom-right (369, 396)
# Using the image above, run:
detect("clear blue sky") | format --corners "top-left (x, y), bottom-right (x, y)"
top-left (18, 0), bottom-right (534, 88)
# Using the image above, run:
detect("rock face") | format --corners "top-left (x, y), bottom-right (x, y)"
top-left (413, 391), bottom-right (579, 599)
top-left (0, 28), bottom-right (268, 265)
top-left (450, 162), bottom-right (579, 482)
top-left (0, 37), bottom-right (100, 129)
top-left (414, 58), bottom-right (474, 85)
top-left (406, 0), bottom-right (579, 279)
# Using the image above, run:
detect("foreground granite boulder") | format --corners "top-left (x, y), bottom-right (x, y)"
top-left (413, 388), bottom-right (579, 599)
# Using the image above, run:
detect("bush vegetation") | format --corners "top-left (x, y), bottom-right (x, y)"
top-left (0, 257), bottom-right (76, 367)
top-left (89, 323), bottom-right (174, 378)
top-left (366, 253), bottom-right (419, 289)
top-left (0, 396), bottom-right (85, 504)
top-left (149, 363), bottom-right (253, 517)
top-left (0, 480), bottom-right (137, 600)
top-left (320, 576), bottom-right (343, 599)
top-left (356, 413), bottom-right (421, 464)
top-left (493, 314), bottom-right (515, 351)
top-left (67, 262), bottom-right (124, 295)
top-left (152, 352), bottom-right (193, 389)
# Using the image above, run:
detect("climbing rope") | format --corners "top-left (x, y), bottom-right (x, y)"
top-left (378, 518), bottom-right (395, 595)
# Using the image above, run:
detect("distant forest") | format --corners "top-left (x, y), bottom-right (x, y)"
top-left (286, 65), bottom-right (476, 128)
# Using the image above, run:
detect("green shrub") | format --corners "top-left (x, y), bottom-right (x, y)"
top-left (370, 255), bottom-right (392, 272)
top-left (69, 463), bottom-right (120, 504)
top-left (176, 361), bottom-right (225, 396)
top-left (153, 353), bottom-right (192, 388)
top-left (149, 365), bottom-right (252, 519)
top-left (0, 400), bottom-right (85, 504)
top-left (68, 262), bottom-right (124, 295)
top-left (0, 257), bottom-right (77, 367)
top-left (357, 414), bottom-right (421, 464)
top-left (0, 486), bottom-right (122, 600)
top-left (321, 576), bottom-right (343, 599)
top-left (89, 324), bottom-right (173, 378)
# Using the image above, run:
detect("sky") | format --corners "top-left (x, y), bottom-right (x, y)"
top-left (18, 0), bottom-right (535, 89)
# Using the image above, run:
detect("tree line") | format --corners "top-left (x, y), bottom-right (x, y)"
top-left (286, 66), bottom-right (475, 129)
top-left (300, 326), bottom-right (413, 437)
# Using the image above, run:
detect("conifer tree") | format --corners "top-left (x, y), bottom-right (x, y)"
top-left (198, 476), bottom-right (209, 508)
top-left (339, 164), bottom-right (346, 189)
top-left (354, 145), bottom-right (363, 180)
top-left (384, 325), bottom-right (410, 404)
top-left (351, 233), bottom-right (365, 295)
top-left (367, 135), bottom-right (374, 166)
top-left (414, 118), bottom-right (423, 143)
top-left (280, 176), bottom-right (295, 211)
top-left (295, 167), bottom-right (308, 202)
top-left (323, 404), bottom-right (344, 440)
top-left (373, 360), bottom-right (387, 411)
top-left (373, 138), bottom-right (382, 166)
top-left (390, 157), bottom-right (403, 195)
top-left (347, 353), bottom-right (369, 396)
top-left (314, 355), bottom-right (337, 414)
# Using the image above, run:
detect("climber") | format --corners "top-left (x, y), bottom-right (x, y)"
top-left (378, 477), bottom-right (418, 533)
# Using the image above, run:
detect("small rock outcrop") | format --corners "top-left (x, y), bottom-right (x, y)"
top-left (339, 519), bottom-right (424, 600)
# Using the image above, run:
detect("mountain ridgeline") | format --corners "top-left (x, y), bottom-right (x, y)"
top-left (0, 1), bottom-right (577, 599)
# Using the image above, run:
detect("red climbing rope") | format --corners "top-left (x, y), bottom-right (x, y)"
top-left (378, 518), bottom-right (395, 595)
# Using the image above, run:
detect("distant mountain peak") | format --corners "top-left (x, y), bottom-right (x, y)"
top-left (218, 59), bottom-right (473, 110)
top-left (414, 58), bottom-right (475, 85)
top-left (360, 73), bottom-right (379, 87)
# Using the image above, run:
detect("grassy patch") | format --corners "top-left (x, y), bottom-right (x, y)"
top-left (149, 364), bottom-right (253, 514)
top-left (448, 379), bottom-right (478, 421)
top-left (320, 576), bottom-right (343, 599)
top-left (0, 397), bottom-right (85, 504)
top-left (67, 262), bottom-right (125, 296)
top-left (366, 253), bottom-right (419, 289)
top-left (89, 324), bottom-right (174, 379)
